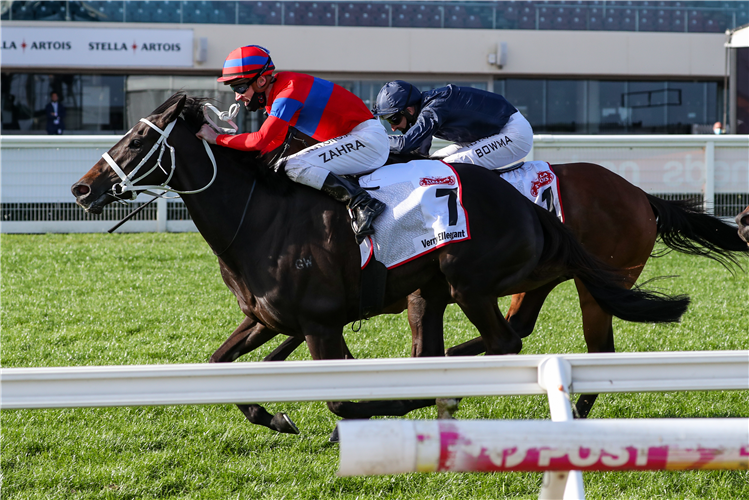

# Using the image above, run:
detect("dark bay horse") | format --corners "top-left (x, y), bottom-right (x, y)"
top-left (71, 94), bottom-right (690, 432)
top-left (737, 205), bottom-right (749, 245)
top-left (225, 141), bottom-right (749, 426)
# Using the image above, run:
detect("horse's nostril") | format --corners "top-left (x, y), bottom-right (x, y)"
top-left (73, 184), bottom-right (90, 197)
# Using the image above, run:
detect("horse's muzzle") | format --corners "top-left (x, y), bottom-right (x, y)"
top-left (71, 182), bottom-right (114, 214)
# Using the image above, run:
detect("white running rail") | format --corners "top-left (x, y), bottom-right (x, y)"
top-left (1, 351), bottom-right (746, 409)
top-left (2, 351), bottom-right (747, 500)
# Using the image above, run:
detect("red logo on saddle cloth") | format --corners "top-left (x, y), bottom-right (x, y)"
top-left (530, 171), bottom-right (555, 197)
top-left (419, 176), bottom-right (456, 187)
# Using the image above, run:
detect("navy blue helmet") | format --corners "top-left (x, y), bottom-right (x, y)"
top-left (372, 80), bottom-right (422, 117)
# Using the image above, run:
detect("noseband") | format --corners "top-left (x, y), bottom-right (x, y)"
top-left (101, 117), bottom-right (217, 199)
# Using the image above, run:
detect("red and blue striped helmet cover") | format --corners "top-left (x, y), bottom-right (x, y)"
top-left (217, 45), bottom-right (275, 83)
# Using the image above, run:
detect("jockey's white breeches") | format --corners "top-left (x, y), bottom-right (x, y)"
top-left (283, 119), bottom-right (390, 190)
top-left (432, 111), bottom-right (534, 171)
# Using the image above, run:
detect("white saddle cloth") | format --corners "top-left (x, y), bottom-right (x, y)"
top-left (358, 160), bottom-right (470, 269)
top-left (357, 160), bottom-right (565, 269)
top-left (498, 161), bottom-right (564, 223)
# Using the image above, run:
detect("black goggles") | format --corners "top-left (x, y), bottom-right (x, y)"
top-left (383, 112), bottom-right (404, 125)
top-left (230, 80), bottom-right (252, 95)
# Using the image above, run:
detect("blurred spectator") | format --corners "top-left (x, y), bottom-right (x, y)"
top-left (713, 121), bottom-right (723, 134)
top-left (45, 91), bottom-right (65, 135)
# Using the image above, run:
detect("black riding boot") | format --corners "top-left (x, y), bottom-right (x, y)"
top-left (320, 173), bottom-right (386, 244)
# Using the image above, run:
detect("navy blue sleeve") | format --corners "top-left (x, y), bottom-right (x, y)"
top-left (388, 107), bottom-right (439, 153)
top-left (417, 137), bottom-right (432, 156)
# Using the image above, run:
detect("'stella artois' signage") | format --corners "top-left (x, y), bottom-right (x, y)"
top-left (2, 26), bottom-right (194, 67)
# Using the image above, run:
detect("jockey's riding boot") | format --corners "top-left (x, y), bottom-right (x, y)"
top-left (320, 173), bottom-right (386, 244)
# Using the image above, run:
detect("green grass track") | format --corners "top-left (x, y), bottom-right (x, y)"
top-left (2, 233), bottom-right (747, 499)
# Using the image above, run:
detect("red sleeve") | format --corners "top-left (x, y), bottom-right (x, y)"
top-left (260, 128), bottom-right (289, 155)
top-left (216, 115), bottom-right (289, 152)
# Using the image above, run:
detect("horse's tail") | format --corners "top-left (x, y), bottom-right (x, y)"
top-left (532, 204), bottom-right (690, 324)
top-left (646, 194), bottom-right (748, 271)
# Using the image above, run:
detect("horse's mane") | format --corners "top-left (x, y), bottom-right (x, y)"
top-left (157, 92), bottom-right (294, 195)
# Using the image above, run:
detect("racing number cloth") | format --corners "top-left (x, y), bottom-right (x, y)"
top-left (499, 161), bottom-right (564, 223)
top-left (357, 160), bottom-right (470, 269)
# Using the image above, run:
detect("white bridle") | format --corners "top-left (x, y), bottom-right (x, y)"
top-left (101, 117), bottom-right (217, 198)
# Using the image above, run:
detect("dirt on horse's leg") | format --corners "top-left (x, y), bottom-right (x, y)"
top-left (573, 277), bottom-right (617, 419)
top-left (408, 282), bottom-right (451, 358)
top-left (210, 316), bottom-right (300, 434)
top-left (408, 284), bottom-right (463, 419)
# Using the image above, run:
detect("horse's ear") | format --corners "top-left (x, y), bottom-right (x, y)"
top-left (153, 93), bottom-right (187, 129)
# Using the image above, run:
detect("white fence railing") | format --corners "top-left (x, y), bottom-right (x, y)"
top-left (2, 351), bottom-right (747, 409)
top-left (2, 351), bottom-right (747, 500)
top-left (2, 134), bottom-right (747, 233)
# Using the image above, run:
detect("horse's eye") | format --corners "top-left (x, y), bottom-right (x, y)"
top-left (130, 139), bottom-right (143, 149)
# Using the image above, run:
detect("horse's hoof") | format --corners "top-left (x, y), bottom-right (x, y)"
top-left (436, 397), bottom-right (461, 419)
top-left (270, 412), bottom-right (300, 434)
top-left (329, 425), bottom-right (339, 443)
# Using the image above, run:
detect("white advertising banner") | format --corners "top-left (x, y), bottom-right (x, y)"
top-left (1, 26), bottom-right (194, 68)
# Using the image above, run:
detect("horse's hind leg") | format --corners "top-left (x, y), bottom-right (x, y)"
top-left (408, 280), bottom-right (451, 358)
top-left (572, 277), bottom-right (617, 419)
top-left (453, 294), bottom-right (523, 355)
top-left (446, 281), bottom-right (562, 356)
top-left (445, 291), bottom-right (539, 356)
top-left (210, 316), bottom-right (300, 434)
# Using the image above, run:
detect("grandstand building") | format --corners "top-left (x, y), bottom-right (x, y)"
top-left (2, 1), bottom-right (748, 136)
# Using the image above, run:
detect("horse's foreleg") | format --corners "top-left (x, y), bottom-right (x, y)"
top-left (264, 336), bottom-right (304, 361)
top-left (210, 316), bottom-right (278, 363)
top-left (210, 316), bottom-right (300, 434)
top-left (408, 282), bottom-right (450, 358)
top-left (408, 284), bottom-right (461, 418)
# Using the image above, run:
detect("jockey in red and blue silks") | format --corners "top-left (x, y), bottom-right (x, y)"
top-left (372, 81), bottom-right (533, 173)
top-left (197, 45), bottom-right (387, 244)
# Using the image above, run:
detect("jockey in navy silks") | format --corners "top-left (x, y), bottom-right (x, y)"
top-left (372, 81), bottom-right (534, 172)
top-left (198, 45), bottom-right (387, 244)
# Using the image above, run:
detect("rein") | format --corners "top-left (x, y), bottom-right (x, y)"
top-left (213, 179), bottom-right (257, 257)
